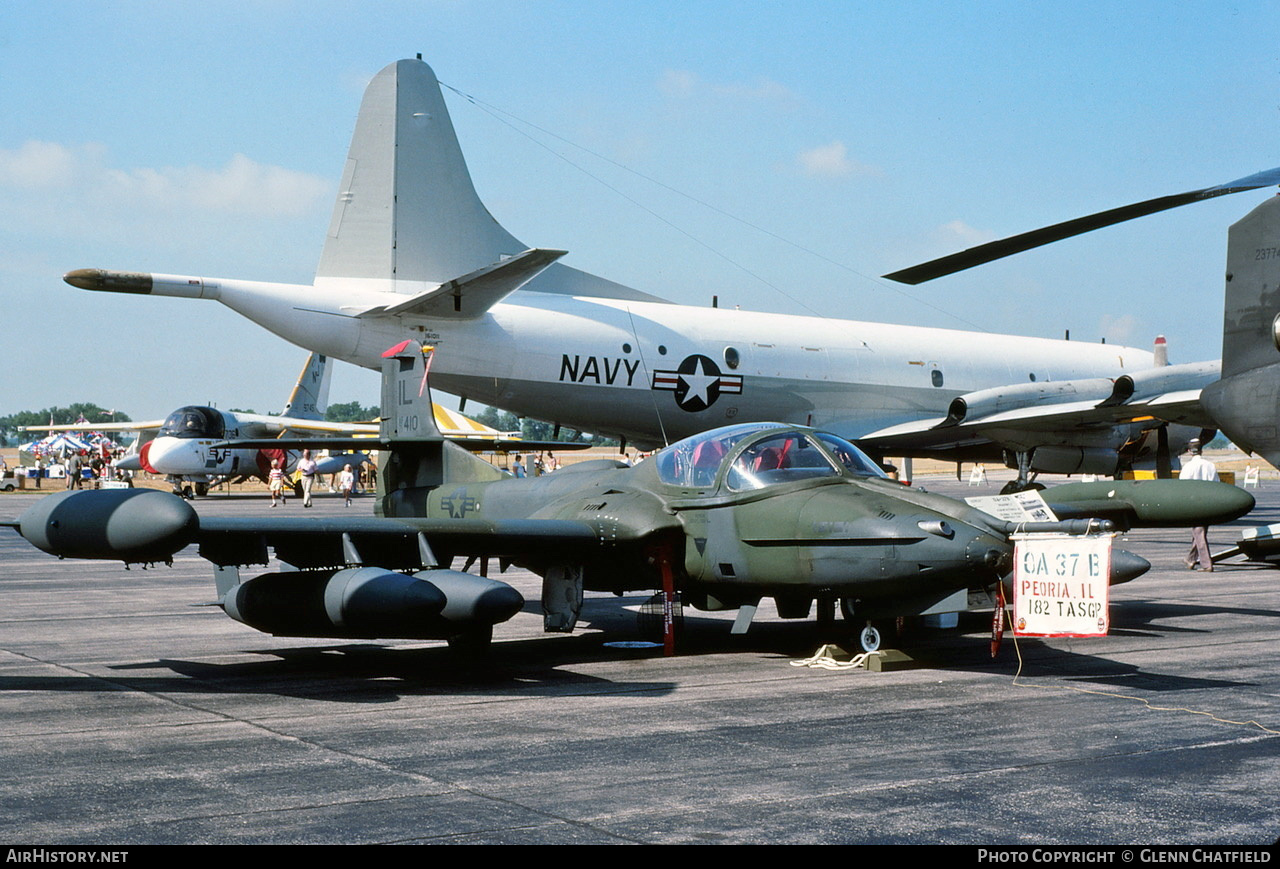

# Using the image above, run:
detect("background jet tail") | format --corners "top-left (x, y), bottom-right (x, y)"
top-left (279, 352), bottom-right (332, 420)
top-left (1200, 195), bottom-right (1280, 465)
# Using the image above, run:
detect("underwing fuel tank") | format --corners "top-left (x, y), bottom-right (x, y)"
top-left (411, 570), bottom-right (525, 626)
top-left (17, 489), bottom-right (198, 563)
top-left (1045, 479), bottom-right (1255, 528)
top-left (223, 567), bottom-right (524, 639)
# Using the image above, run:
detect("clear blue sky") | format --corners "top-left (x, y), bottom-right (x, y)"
top-left (3, 1), bottom-right (1278, 420)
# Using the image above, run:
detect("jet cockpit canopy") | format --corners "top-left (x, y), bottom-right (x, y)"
top-left (157, 406), bottom-right (225, 440)
top-left (653, 423), bottom-right (887, 490)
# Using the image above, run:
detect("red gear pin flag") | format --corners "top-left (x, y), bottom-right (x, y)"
top-left (990, 581), bottom-right (1006, 658)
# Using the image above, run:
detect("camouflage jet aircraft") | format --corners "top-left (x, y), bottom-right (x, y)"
top-left (4, 341), bottom-right (1253, 655)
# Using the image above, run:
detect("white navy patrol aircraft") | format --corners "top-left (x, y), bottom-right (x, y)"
top-left (62, 58), bottom-right (1279, 489)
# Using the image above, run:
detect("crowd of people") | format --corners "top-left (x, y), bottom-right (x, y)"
top-left (10, 444), bottom-right (134, 490)
top-left (263, 450), bottom-right (375, 507)
top-left (4, 442), bottom-right (644, 499)
top-left (507, 450), bottom-right (646, 477)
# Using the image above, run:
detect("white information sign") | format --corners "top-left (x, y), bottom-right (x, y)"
top-left (1012, 533), bottom-right (1112, 638)
top-left (965, 491), bottom-right (1059, 524)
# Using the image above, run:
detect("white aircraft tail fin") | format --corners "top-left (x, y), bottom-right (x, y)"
top-left (318, 59), bottom-right (523, 288)
top-left (316, 58), bottom-right (666, 303)
top-left (280, 352), bottom-right (332, 420)
top-left (1153, 335), bottom-right (1168, 367)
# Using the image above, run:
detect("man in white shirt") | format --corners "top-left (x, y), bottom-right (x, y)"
top-left (297, 448), bottom-right (318, 508)
top-left (1180, 438), bottom-right (1219, 571)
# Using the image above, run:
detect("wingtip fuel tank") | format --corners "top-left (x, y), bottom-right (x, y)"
top-left (18, 488), bottom-right (199, 563)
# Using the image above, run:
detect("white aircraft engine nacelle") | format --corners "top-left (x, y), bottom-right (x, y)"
top-left (943, 378), bottom-right (1117, 426)
top-left (1016, 446), bottom-right (1121, 476)
top-left (1099, 360), bottom-right (1222, 406)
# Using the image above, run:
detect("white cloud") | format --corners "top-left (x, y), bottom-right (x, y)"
top-left (658, 69), bottom-right (698, 97)
top-left (0, 140), bottom-right (329, 217)
top-left (937, 219), bottom-right (996, 248)
top-left (0, 140), bottom-right (85, 188)
top-left (797, 141), bottom-right (877, 179)
top-left (1099, 313), bottom-right (1139, 345)
top-left (658, 69), bottom-right (796, 104)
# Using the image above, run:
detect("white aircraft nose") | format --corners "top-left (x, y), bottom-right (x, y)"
top-left (144, 438), bottom-right (208, 475)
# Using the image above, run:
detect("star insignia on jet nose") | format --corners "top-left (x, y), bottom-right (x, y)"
top-left (652, 354), bottom-right (743, 412)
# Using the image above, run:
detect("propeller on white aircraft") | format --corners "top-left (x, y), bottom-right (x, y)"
top-left (883, 166), bottom-right (1280, 284)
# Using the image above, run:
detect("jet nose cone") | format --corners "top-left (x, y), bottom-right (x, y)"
top-left (144, 438), bottom-right (205, 475)
top-left (1109, 549), bottom-right (1151, 586)
top-left (966, 531), bottom-right (1013, 575)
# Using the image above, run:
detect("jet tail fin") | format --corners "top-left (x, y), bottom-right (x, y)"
top-left (379, 340), bottom-right (445, 442)
top-left (280, 352), bottom-right (332, 419)
top-left (1200, 195), bottom-right (1280, 464)
top-left (1153, 335), bottom-right (1168, 367)
top-left (376, 340), bottom-right (504, 517)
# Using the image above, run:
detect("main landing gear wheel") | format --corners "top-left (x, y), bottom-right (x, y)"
top-left (858, 624), bottom-right (882, 653)
top-left (840, 598), bottom-right (883, 653)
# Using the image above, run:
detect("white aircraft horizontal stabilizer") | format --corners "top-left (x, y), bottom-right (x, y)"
top-left (355, 248), bottom-right (567, 320)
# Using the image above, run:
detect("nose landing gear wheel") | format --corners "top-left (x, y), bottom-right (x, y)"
top-left (858, 624), bottom-right (882, 653)
top-left (841, 598), bottom-right (884, 652)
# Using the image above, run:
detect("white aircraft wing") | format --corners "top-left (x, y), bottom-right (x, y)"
top-left (857, 361), bottom-right (1220, 455)
top-left (20, 420), bottom-right (164, 435)
top-left (230, 414), bottom-right (379, 437)
top-left (224, 405), bottom-right (510, 440)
